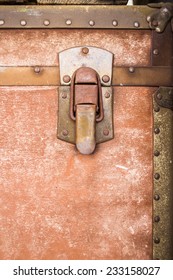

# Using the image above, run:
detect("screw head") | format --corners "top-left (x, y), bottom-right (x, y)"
top-left (102, 75), bottom-right (110, 83)
top-left (43, 20), bottom-right (50, 26)
top-left (82, 47), bottom-right (89, 55)
top-left (153, 49), bottom-right (159, 55)
top-left (0, 19), bottom-right (5, 26)
top-left (154, 106), bottom-right (160, 112)
top-left (104, 92), bottom-right (110, 99)
top-left (103, 128), bottom-right (109, 136)
top-left (154, 237), bottom-right (160, 244)
top-left (129, 67), bottom-right (135, 73)
top-left (34, 67), bottom-right (41, 74)
top-left (154, 216), bottom-right (160, 223)
top-left (112, 20), bottom-right (118, 27)
top-left (154, 150), bottom-right (160, 157)
top-left (89, 20), bottom-right (95, 26)
top-left (154, 173), bottom-right (160, 180)
top-left (20, 20), bottom-right (27, 26)
top-left (134, 21), bottom-right (140, 28)
top-left (156, 93), bottom-right (162, 100)
top-left (62, 129), bottom-right (69, 136)
top-left (63, 75), bottom-right (71, 83)
top-left (62, 92), bottom-right (67, 99)
top-left (66, 19), bottom-right (72, 25)
top-left (154, 127), bottom-right (160, 134)
top-left (154, 194), bottom-right (160, 201)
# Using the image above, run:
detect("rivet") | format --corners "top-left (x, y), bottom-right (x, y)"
top-left (43, 20), bottom-right (50, 26)
top-left (66, 19), bottom-right (72, 25)
top-left (154, 216), bottom-right (160, 223)
top-left (154, 150), bottom-right (160, 157)
top-left (0, 19), bottom-right (5, 26)
top-left (152, 20), bottom-right (158, 27)
top-left (20, 20), bottom-right (27, 26)
top-left (129, 67), bottom-right (135, 73)
top-left (89, 20), bottom-right (95, 26)
top-left (154, 106), bottom-right (160, 112)
top-left (134, 21), bottom-right (140, 28)
top-left (154, 173), bottom-right (160, 180)
top-left (156, 93), bottom-right (162, 100)
top-left (62, 129), bottom-right (69, 136)
top-left (154, 194), bottom-right (160, 201)
top-left (104, 92), bottom-right (110, 99)
top-left (102, 75), bottom-right (110, 83)
top-left (153, 49), bottom-right (159, 55)
top-left (34, 67), bottom-right (41, 74)
top-left (154, 127), bottom-right (160, 134)
top-left (112, 20), bottom-right (118, 27)
top-left (156, 27), bottom-right (161, 33)
top-left (103, 128), bottom-right (109, 136)
top-left (63, 75), bottom-right (71, 83)
top-left (82, 47), bottom-right (89, 54)
top-left (154, 237), bottom-right (160, 244)
top-left (62, 92), bottom-right (67, 99)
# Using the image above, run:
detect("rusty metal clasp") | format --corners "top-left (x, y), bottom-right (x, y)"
top-left (57, 46), bottom-right (114, 155)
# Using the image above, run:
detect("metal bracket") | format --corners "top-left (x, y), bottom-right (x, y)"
top-left (57, 46), bottom-right (114, 153)
top-left (154, 87), bottom-right (173, 111)
top-left (147, 2), bottom-right (173, 33)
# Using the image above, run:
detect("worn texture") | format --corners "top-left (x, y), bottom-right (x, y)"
top-left (0, 86), bottom-right (153, 259)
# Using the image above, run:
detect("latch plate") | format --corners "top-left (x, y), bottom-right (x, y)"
top-left (58, 86), bottom-right (114, 145)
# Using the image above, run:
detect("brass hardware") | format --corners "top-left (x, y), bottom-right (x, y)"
top-left (155, 87), bottom-right (173, 111)
top-left (58, 46), bottom-right (113, 154)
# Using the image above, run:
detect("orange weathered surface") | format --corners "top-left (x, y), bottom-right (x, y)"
top-left (0, 29), bottom-right (153, 259)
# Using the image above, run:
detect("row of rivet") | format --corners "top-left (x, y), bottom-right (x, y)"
top-left (153, 100), bottom-right (161, 250)
top-left (0, 18), bottom-right (141, 28)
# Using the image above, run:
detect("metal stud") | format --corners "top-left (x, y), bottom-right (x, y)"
top-left (62, 129), bottom-right (69, 136)
top-left (0, 20), bottom-right (5, 26)
top-left (66, 19), bottom-right (72, 26)
top-left (89, 20), bottom-right (95, 26)
top-left (103, 128), bottom-right (109, 136)
top-left (102, 75), bottom-right (110, 83)
top-left (154, 173), bottom-right (160, 180)
top-left (154, 106), bottom-right (160, 112)
top-left (153, 49), bottom-right (159, 55)
top-left (154, 150), bottom-right (160, 157)
top-left (129, 67), bottom-right (135, 73)
top-left (63, 75), bottom-right (71, 83)
top-left (154, 128), bottom-right (160, 134)
top-left (62, 92), bottom-right (67, 99)
top-left (154, 216), bottom-right (160, 223)
top-left (154, 237), bottom-right (160, 244)
top-left (112, 20), bottom-right (118, 27)
top-left (43, 20), bottom-right (50, 26)
top-left (154, 194), bottom-right (160, 201)
top-left (34, 67), bottom-right (41, 74)
top-left (20, 20), bottom-right (27, 26)
top-left (104, 92), bottom-right (110, 99)
top-left (156, 93), bottom-right (162, 100)
top-left (82, 47), bottom-right (89, 55)
top-left (134, 21), bottom-right (140, 28)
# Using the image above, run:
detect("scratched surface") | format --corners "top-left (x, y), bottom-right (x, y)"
top-left (0, 86), bottom-right (154, 260)
top-left (0, 29), bottom-right (153, 259)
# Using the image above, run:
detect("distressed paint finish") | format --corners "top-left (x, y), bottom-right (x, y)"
top-left (0, 86), bottom-right (153, 260)
top-left (0, 29), bottom-right (151, 66)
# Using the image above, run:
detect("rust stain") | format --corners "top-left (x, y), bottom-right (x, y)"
top-left (0, 86), bottom-right (154, 260)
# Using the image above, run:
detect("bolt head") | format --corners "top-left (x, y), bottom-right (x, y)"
top-left (34, 67), bottom-right (41, 74)
top-left (44, 20), bottom-right (50, 26)
top-left (102, 75), bottom-right (110, 83)
top-left (66, 19), bottom-right (72, 25)
top-left (129, 67), bottom-right (135, 73)
top-left (20, 20), bottom-right (27, 26)
top-left (154, 173), bottom-right (160, 180)
top-left (154, 237), bottom-right (160, 244)
top-left (82, 47), bottom-right (89, 55)
top-left (154, 150), bottom-right (160, 157)
top-left (63, 75), bottom-right (71, 83)
top-left (104, 92), bottom-right (110, 99)
top-left (154, 127), bottom-right (160, 134)
top-left (62, 129), bottom-right (69, 136)
top-left (154, 194), bottom-right (160, 201)
top-left (103, 128), bottom-right (109, 136)
top-left (0, 19), bottom-right (5, 26)
top-left (153, 49), bottom-right (159, 55)
top-left (112, 20), bottom-right (118, 27)
top-left (89, 20), bottom-right (95, 26)
top-left (134, 21), bottom-right (140, 28)
top-left (154, 216), bottom-right (160, 223)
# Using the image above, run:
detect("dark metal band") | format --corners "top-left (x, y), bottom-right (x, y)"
top-left (0, 0), bottom-right (128, 4)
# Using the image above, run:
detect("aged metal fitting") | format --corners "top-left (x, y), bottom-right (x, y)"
top-left (61, 92), bottom-right (67, 99)
top-left (154, 173), bottom-right (160, 180)
top-left (154, 216), bottom-right (160, 223)
top-left (62, 129), bottom-right (69, 136)
top-left (153, 49), bottom-right (159, 55)
top-left (89, 20), bottom-right (95, 26)
top-left (112, 20), bottom-right (118, 27)
top-left (154, 194), bottom-right (160, 201)
top-left (34, 67), bottom-right (41, 74)
top-left (20, 20), bottom-right (27, 26)
top-left (82, 47), bottom-right (89, 55)
top-left (104, 92), bottom-right (110, 99)
top-left (134, 21), bottom-right (140, 28)
top-left (154, 150), bottom-right (160, 157)
top-left (63, 75), bottom-right (71, 83)
top-left (43, 20), bottom-right (50, 26)
top-left (154, 237), bottom-right (160, 244)
top-left (156, 93), bottom-right (162, 100)
top-left (154, 106), bottom-right (160, 112)
top-left (155, 87), bottom-right (173, 111)
top-left (66, 19), bottom-right (72, 25)
top-left (102, 75), bottom-right (110, 83)
top-left (0, 20), bottom-right (5, 26)
top-left (154, 127), bottom-right (160, 134)
top-left (103, 128), bottom-right (109, 136)
top-left (129, 67), bottom-right (135, 73)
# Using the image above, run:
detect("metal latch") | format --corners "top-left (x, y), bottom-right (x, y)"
top-left (57, 46), bottom-right (114, 155)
